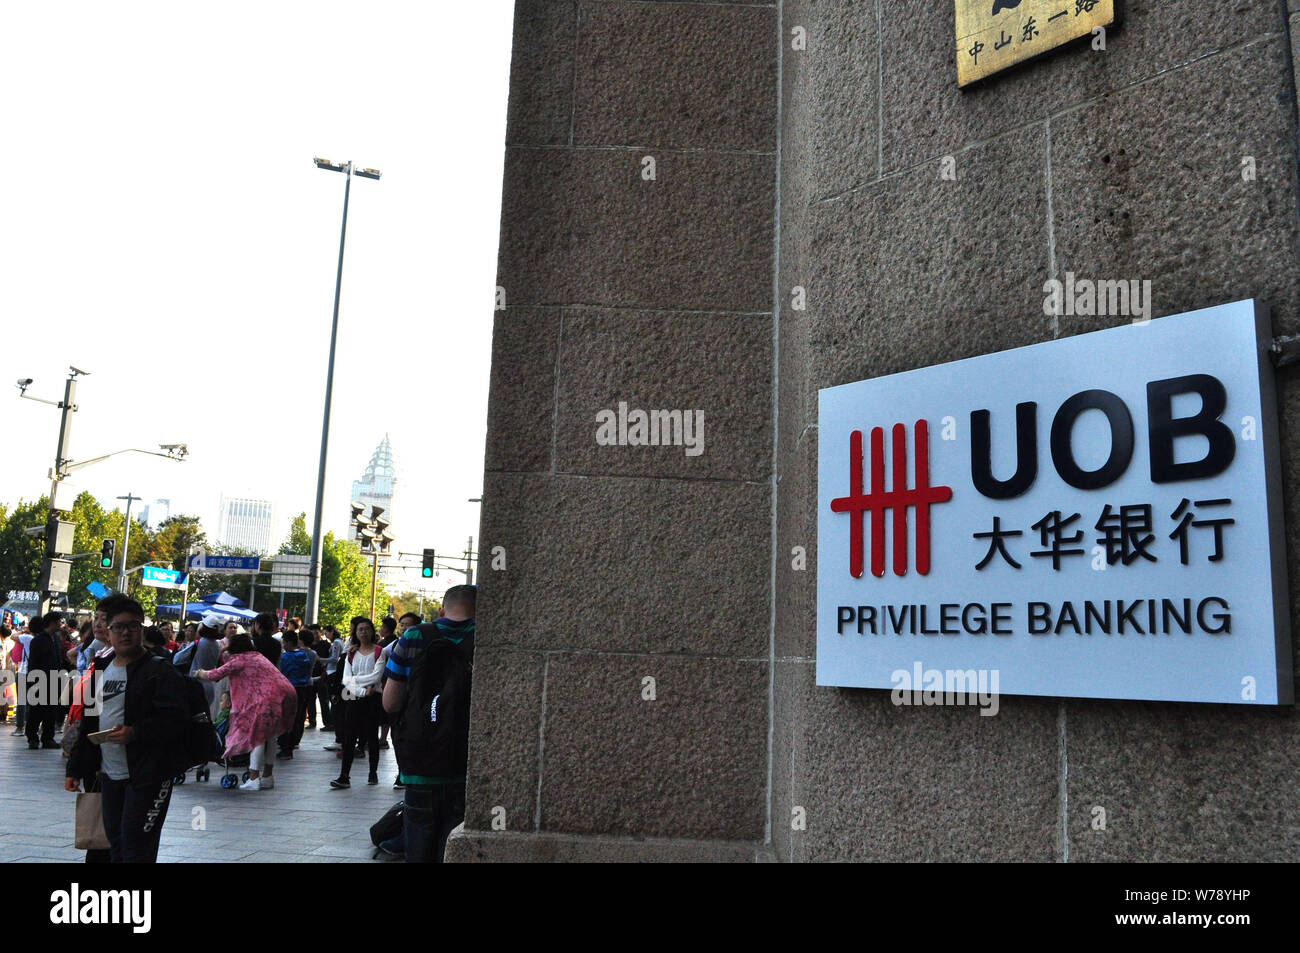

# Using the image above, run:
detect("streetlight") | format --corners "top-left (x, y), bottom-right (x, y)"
top-left (305, 156), bottom-right (382, 625)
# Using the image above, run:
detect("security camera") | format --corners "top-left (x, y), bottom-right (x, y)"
top-left (68, 366), bottom-right (89, 377)
top-left (16, 379), bottom-right (32, 388)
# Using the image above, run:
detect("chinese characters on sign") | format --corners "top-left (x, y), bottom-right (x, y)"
top-left (956, 0), bottom-right (1113, 87)
top-left (817, 301), bottom-right (1292, 705)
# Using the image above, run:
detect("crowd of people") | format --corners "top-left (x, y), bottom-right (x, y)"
top-left (0, 583), bottom-right (476, 864)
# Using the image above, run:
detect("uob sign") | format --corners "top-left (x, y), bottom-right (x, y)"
top-left (816, 301), bottom-right (1292, 705)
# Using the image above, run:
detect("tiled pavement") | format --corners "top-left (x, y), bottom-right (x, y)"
top-left (0, 719), bottom-right (406, 863)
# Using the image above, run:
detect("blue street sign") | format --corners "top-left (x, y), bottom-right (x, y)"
top-left (85, 581), bottom-right (112, 599)
top-left (187, 554), bottom-right (260, 574)
top-left (141, 566), bottom-right (188, 590)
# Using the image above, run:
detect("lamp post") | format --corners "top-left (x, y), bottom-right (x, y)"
top-left (305, 157), bottom-right (382, 625)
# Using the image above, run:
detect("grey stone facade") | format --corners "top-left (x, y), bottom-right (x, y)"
top-left (449, 0), bottom-right (1300, 861)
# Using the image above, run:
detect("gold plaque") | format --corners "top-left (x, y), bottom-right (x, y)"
top-left (956, 0), bottom-right (1114, 88)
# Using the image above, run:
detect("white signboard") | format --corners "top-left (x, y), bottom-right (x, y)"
top-left (817, 300), bottom-right (1292, 705)
top-left (270, 554), bottom-right (310, 594)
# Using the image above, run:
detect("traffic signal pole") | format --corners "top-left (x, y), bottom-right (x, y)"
top-left (115, 493), bottom-right (140, 594)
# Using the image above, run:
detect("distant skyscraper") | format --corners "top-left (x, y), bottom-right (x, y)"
top-left (350, 435), bottom-right (396, 541)
top-left (217, 495), bottom-right (276, 554)
top-left (140, 498), bottom-right (170, 531)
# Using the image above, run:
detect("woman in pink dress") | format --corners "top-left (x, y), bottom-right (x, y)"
top-left (196, 631), bottom-right (297, 791)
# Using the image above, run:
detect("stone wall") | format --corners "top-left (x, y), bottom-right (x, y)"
top-left (452, 0), bottom-right (1300, 861)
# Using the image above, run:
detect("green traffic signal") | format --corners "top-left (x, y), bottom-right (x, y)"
top-left (422, 567), bottom-right (433, 577)
top-left (99, 538), bottom-right (115, 569)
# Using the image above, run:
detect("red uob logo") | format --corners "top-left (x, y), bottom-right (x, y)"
top-left (830, 419), bottom-right (953, 578)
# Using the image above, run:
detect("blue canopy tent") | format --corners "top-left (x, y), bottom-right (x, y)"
top-left (155, 591), bottom-right (258, 622)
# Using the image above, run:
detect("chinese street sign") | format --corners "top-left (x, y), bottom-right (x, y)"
top-left (817, 300), bottom-right (1292, 705)
top-left (141, 566), bottom-right (188, 590)
top-left (188, 554), bottom-right (261, 575)
top-left (956, 0), bottom-right (1114, 88)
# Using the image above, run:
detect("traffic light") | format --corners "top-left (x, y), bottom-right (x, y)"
top-left (99, 538), bottom-right (115, 569)
top-left (422, 548), bottom-right (436, 578)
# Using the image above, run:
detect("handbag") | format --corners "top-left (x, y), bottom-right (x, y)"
top-left (74, 785), bottom-right (111, 851)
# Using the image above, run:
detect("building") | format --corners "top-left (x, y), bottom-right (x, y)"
top-left (454, 3), bottom-right (1300, 863)
top-left (350, 434), bottom-right (396, 542)
top-left (216, 495), bottom-right (275, 555)
top-left (139, 498), bottom-right (170, 531)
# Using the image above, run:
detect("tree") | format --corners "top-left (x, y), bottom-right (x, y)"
top-left (279, 512), bottom-right (311, 555)
top-left (66, 491), bottom-right (126, 610)
top-left (0, 498), bottom-right (47, 595)
top-left (389, 590), bottom-right (439, 622)
top-left (319, 533), bottom-right (389, 627)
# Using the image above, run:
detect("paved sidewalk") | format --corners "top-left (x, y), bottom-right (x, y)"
top-left (0, 720), bottom-right (407, 863)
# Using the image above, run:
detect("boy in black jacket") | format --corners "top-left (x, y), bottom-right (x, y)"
top-left (66, 594), bottom-right (189, 863)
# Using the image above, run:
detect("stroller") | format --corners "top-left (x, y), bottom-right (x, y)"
top-left (173, 700), bottom-right (251, 789)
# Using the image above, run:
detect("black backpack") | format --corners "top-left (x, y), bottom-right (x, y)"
top-left (176, 674), bottom-right (225, 770)
top-left (393, 629), bottom-right (473, 780)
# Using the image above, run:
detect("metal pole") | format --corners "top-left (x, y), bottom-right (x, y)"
top-left (179, 569), bottom-right (189, 628)
top-left (41, 375), bottom-right (77, 615)
top-left (466, 536), bottom-right (474, 586)
top-left (116, 493), bottom-right (139, 593)
top-left (369, 548), bottom-right (379, 619)
top-left (306, 161), bottom-right (353, 625)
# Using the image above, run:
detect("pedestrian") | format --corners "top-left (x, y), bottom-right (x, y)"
top-left (330, 616), bottom-right (385, 788)
top-left (189, 613), bottom-right (225, 718)
top-left (0, 625), bottom-right (16, 723)
top-left (78, 609), bottom-right (111, 673)
top-left (322, 625), bottom-right (346, 753)
top-left (383, 585), bottom-right (475, 862)
top-left (299, 627), bottom-right (322, 730)
top-left (375, 616), bottom-right (398, 752)
top-left (10, 624), bottom-right (33, 734)
top-left (65, 593), bottom-right (189, 864)
top-left (25, 613), bottom-right (72, 749)
top-left (275, 630), bottom-right (313, 759)
top-left (318, 624), bottom-right (342, 733)
top-left (195, 630), bottom-right (297, 791)
top-left (142, 625), bottom-right (172, 661)
top-left (156, 621), bottom-right (177, 653)
top-left (251, 612), bottom-right (281, 667)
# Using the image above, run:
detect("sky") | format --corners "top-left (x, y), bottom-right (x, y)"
top-left (0, 2), bottom-right (514, 595)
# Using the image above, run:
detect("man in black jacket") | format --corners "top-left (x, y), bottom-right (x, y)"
top-left (25, 612), bottom-right (72, 749)
top-left (66, 594), bottom-right (189, 864)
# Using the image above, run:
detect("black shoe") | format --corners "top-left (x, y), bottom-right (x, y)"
top-left (27, 743), bottom-right (38, 750)
top-left (276, 750), bottom-right (293, 760)
top-left (367, 773), bottom-right (378, 785)
top-left (393, 778), bottom-right (405, 789)
top-left (41, 742), bottom-right (59, 749)
top-left (330, 777), bottom-right (350, 789)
